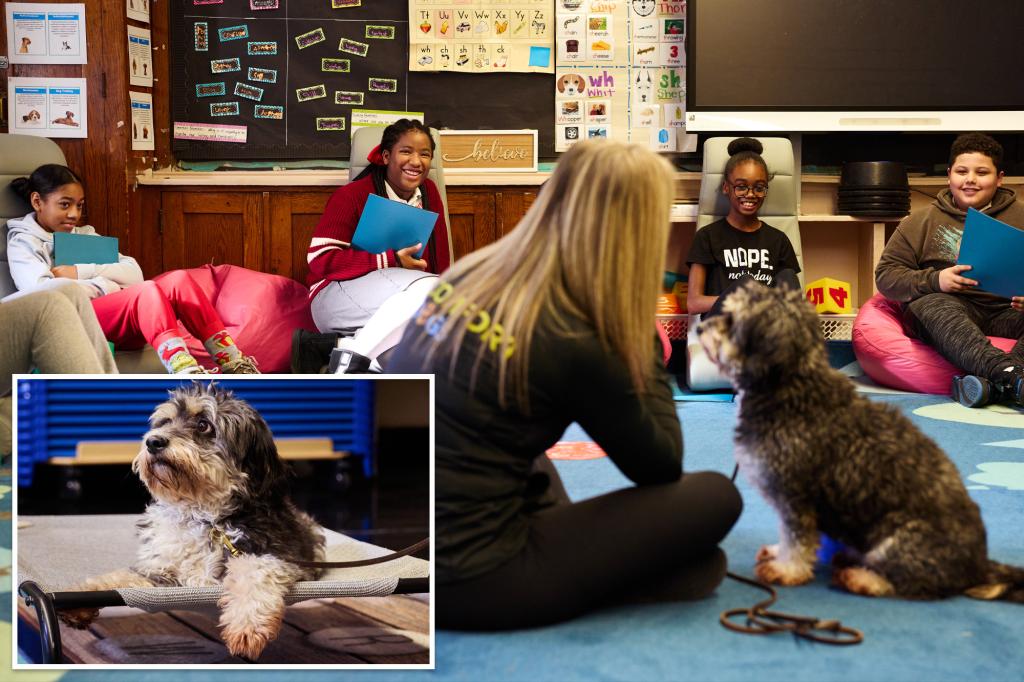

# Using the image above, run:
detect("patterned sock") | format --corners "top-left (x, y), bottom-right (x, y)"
top-left (156, 336), bottom-right (201, 374)
top-left (203, 329), bottom-right (243, 369)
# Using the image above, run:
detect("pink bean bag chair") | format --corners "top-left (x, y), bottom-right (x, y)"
top-left (154, 264), bottom-right (315, 373)
top-left (657, 319), bottom-right (672, 365)
top-left (852, 292), bottom-right (1016, 394)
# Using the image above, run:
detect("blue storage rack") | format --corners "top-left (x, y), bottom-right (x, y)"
top-left (15, 379), bottom-right (375, 487)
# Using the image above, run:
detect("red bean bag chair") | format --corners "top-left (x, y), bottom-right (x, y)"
top-left (154, 264), bottom-right (315, 373)
top-left (852, 292), bottom-right (1016, 394)
top-left (657, 319), bottom-right (672, 365)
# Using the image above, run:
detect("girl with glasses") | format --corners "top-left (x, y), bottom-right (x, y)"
top-left (686, 137), bottom-right (800, 317)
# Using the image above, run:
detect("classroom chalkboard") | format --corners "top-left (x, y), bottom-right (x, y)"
top-left (170, 2), bottom-right (554, 161)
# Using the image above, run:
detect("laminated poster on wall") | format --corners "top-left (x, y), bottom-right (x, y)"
top-left (126, 0), bottom-right (151, 25)
top-left (7, 76), bottom-right (87, 138)
top-left (5, 2), bottom-right (87, 65)
top-left (554, 0), bottom-right (694, 152)
top-left (130, 90), bottom-right (155, 150)
top-left (408, 0), bottom-right (554, 73)
top-left (128, 24), bottom-right (154, 87)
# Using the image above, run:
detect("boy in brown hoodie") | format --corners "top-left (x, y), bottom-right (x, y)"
top-left (875, 133), bottom-right (1024, 407)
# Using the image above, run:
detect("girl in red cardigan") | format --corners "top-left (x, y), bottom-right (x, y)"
top-left (305, 119), bottom-right (450, 372)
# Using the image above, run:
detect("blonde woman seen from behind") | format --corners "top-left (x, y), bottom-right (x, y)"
top-left (389, 140), bottom-right (742, 630)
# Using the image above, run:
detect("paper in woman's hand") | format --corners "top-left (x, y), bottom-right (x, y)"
top-left (352, 194), bottom-right (438, 259)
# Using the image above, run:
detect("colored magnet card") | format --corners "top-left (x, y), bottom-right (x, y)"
top-left (248, 67), bottom-right (277, 83)
top-left (322, 58), bottom-right (351, 73)
top-left (332, 0), bottom-right (361, 7)
top-left (296, 84), bottom-right (327, 101)
top-left (254, 105), bottom-right (283, 119)
top-left (218, 25), bottom-right (249, 42)
top-left (250, 0), bottom-right (279, 10)
top-left (339, 38), bottom-right (369, 56)
top-left (196, 82), bottom-right (226, 97)
top-left (210, 58), bottom-right (241, 73)
top-left (234, 82), bottom-right (264, 101)
top-left (248, 41), bottom-right (277, 55)
top-left (295, 28), bottom-right (327, 49)
top-left (334, 91), bottom-right (364, 105)
top-left (368, 77), bottom-right (397, 92)
top-left (210, 101), bottom-right (240, 116)
top-left (366, 25), bottom-right (396, 39)
top-left (194, 23), bottom-right (209, 51)
top-left (316, 117), bottom-right (347, 130)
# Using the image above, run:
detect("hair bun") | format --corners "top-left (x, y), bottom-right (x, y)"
top-left (9, 177), bottom-right (32, 203)
top-left (727, 137), bottom-right (763, 156)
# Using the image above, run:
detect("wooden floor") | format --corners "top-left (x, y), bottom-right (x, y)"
top-left (20, 594), bottom-right (429, 664)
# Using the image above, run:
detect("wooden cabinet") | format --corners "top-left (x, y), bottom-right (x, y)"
top-left (141, 183), bottom-right (538, 281)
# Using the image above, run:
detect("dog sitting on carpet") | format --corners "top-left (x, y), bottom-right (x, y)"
top-left (698, 283), bottom-right (1024, 602)
top-left (58, 382), bottom-right (325, 658)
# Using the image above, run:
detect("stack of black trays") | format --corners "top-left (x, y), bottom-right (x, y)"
top-left (838, 161), bottom-right (911, 217)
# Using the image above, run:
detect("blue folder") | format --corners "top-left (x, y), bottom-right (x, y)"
top-left (53, 232), bottom-right (119, 266)
top-left (957, 208), bottom-right (1024, 299)
top-left (351, 194), bottom-right (437, 259)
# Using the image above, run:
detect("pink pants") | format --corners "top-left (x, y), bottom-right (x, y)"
top-left (91, 270), bottom-right (225, 352)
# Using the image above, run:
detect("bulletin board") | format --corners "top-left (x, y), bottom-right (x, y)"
top-left (170, 1), bottom-right (555, 160)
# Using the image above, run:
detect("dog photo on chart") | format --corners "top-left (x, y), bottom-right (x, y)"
top-left (698, 283), bottom-right (1024, 602)
top-left (13, 377), bottom-right (432, 665)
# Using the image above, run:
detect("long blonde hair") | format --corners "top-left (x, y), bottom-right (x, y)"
top-left (424, 139), bottom-right (675, 410)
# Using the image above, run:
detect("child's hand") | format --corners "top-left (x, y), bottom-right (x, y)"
top-left (1012, 296), bottom-right (1024, 312)
top-left (397, 244), bottom-right (428, 271)
top-left (51, 265), bottom-right (79, 279)
top-left (938, 264), bottom-right (977, 293)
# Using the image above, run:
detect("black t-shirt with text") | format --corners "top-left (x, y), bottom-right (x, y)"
top-left (686, 218), bottom-right (800, 296)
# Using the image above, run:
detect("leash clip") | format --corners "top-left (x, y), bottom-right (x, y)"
top-left (210, 528), bottom-right (241, 558)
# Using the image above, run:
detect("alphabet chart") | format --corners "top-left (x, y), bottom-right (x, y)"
top-left (408, 0), bottom-right (555, 73)
top-left (554, 0), bottom-right (692, 152)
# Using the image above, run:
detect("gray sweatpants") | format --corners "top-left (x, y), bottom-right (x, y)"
top-left (1, 285), bottom-right (118, 455)
top-left (904, 293), bottom-right (1024, 382)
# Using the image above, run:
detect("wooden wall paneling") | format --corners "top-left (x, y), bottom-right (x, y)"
top-left (446, 188), bottom-right (496, 259)
top-left (161, 191), bottom-right (185, 271)
top-left (495, 189), bottom-right (537, 237)
top-left (268, 191), bottom-right (330, 283)
top-left (161, 191), bottom-right (262, 271)
top-left (131, 185), bottom-right (162, 278)
top-left (97, 0), bottom-right (132, 248)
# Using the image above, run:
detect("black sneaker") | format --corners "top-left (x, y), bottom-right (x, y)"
top-left (290, 329), bottom-right (338, 374)
top-left (329, 348), bottom-right (372, 374)
top-left (952, 374), bottom-right (995, 408)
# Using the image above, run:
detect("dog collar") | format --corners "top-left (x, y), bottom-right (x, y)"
top-left (209, 528), bottom-right (241, 558)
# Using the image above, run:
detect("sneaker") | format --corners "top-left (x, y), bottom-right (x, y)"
top-left (220, 355), bottom-right (261, 374)
top-left (290, 329), bottom-right (339, 374)
top-left (952, 374), bottom-right (994, 408)
top-left (329, 348), bottom-right (372, 374)
top-left (170, 353), bottom-right (207, 375)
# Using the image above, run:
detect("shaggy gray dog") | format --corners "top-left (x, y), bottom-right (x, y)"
top-left (698, 283), bottom-right (1023, 602)
top-left (59, 382), bottom-right (325, 658)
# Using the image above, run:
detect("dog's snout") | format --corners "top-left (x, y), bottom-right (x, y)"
top-left (146, 435), bottom-right (169, 454)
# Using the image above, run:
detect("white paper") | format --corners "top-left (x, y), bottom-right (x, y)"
top-left (126, 0), bottom-right (150, 24)
top-left (127, 24), bottom-right (153, 87)
top-left (349, 109), bottom-right (425, 139)
top-left (130, 90), bottom-right (154, 150)
top-left (8, 77), bottom-right (87, 138)
top-left (5, 2), bottom-right (86, 65)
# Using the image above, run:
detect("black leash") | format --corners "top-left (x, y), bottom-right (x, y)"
top-left (720, 571), bottom-right (863, 645)
top-left (289, 537), bottom-right (430, 569)
top-left (723, 463), bottom-right (862, 644)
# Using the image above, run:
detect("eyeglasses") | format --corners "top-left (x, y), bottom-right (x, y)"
top-left (728, 182), bottom-right (769, 197)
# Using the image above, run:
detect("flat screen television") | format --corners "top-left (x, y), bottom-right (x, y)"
top-left (685, 1), bottom-right (1024, 132)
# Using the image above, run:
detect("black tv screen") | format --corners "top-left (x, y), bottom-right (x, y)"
top-left (687, 0), bottom-right (1024, 129)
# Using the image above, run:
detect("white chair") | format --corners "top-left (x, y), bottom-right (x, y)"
top-left (348, 125), bottom-right (455, 264)
top-left (686, 137), bottom-right (804, 391)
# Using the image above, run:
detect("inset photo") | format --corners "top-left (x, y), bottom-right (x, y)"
top-left (13, 376), bottom-right (432, 668)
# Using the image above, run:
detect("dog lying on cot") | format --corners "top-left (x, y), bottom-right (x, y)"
top-left (698, 283), bottom-right (1024, 603)
top-left (58, 382), bottom-right (325, 658)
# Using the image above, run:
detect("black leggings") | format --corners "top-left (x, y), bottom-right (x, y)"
top-left (438, 459), bottom-right (743, 631)
top-left (905, 293), bottom-right (1024, 381)
top-left (706, 269), bottom-right (801, 318)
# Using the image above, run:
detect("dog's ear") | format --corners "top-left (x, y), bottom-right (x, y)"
top-left (241, 417), bottom-right (290, 500)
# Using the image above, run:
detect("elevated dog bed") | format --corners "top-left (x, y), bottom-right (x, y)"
top-left (852, 293), bottom-right (1015, 394)
top-left (17, 514), bottom-right (428, 663)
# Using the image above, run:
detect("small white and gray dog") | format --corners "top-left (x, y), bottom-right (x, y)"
top-left (60, 382), bottom-right (326, 658)
top-left (699, 283), bottom-right (1024, 602)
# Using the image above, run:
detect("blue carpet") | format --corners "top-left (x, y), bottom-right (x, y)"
top-left (10, 394), bottom-right (1024, 680)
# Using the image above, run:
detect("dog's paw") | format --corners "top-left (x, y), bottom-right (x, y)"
top-left (222, 626), bottom-right (274, 659)
top-left (754, 559), bottom-right (814, 586)
top-left (832, 567), bottom-right (894, 597)
top-left (755, 544), bottom-right (780, 563)
top-left (58, 608), bottom-right (100, 629)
